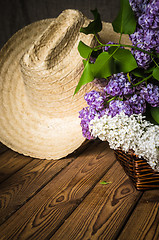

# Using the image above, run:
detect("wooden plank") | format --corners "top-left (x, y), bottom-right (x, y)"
top-left (0, 143), bottom-right (8, 154)
top-left (51, 161), bottom-right (142, 240)
top-left (0, 156), bottom-right (74, 225)
top-left (0, 141), bottom-right (116, 240)
top-left (118, 190), bottom-right (159, 240)
top-left (0, 150), bottom-right (33, 183)
top-left (0, 139), bottom-right (90, 185)
top-left (0, 139), bottom-right (91, 225)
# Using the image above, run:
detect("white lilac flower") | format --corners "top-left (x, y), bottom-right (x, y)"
top-left (89, 111), bottom-right (159, 171)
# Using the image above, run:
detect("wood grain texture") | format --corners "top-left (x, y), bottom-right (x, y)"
top-left (118, 190), bottom-right (159, 240)
top-left (51, 161), bottom-right (141, 240)
top-left (0, 143), bottom-right (8, 154)
top-left (0, 140), bottom-right (158, 240)
top-left (0, 139), bottom-right (91, 225)
top-left (0, 141), bottom-right (116, 240)
top-left (0, 150), bottom-right (32, 183)
top-left (0, 156), bottom-right (73, 225)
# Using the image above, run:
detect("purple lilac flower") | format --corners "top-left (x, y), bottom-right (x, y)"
top-left (127, 94), bottom-right (146, 114)
top-left (79, 90), bottom-right (108, 139)
top-left (140, 83), bottom-right (159, 107)
top-left (129, 0), bottom-right (149, 17)
top-left (130, 28), bottom-right (153, 69)
top-left (131, 28), bottom-right (158, 51)
top-left (130, 0), bottom-right (159, 68)
top-left (102, 41), bottom-right (115, 52)
top-left (102, 41), bottom-right (124, 52)
top-left (104, 73), bottom-right (135, 96)
top-left (131, 49), bottom-right (151, 69)
top-left (138, 0), bottom-right (159, 30)
top-left (79, 107), bottom-right (97, 139)
top-left (84, 90), bottom-right (106, 110)
top-left (108, 100), bottom-right (133, 117)
top-left (144, 29), bottom-right (159, 50)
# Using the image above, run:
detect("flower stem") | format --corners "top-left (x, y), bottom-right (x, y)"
top-left (107, 96), bottom-right (116, 103)
top-left (94, 34), bottom-right (103, 45)
top-left (151, 56), bottom-right (159, 67)
top-left (127, 73), bottom-right (132, 84)
top-left (93, 42), bottom-right (156, 57)
top-left (132, 74), bottom-right (153, 86)
top-left (119, 33), bottom-right (122, 44)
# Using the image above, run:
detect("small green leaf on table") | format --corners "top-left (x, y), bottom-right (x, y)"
top-left (100, 181), bottom-right (112, 185)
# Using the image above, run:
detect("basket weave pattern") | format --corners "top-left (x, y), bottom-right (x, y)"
top-left (114, 150), bottom-right (159, 190)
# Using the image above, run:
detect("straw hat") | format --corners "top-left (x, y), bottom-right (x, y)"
top-left (0, 9), bottom-right (130, 160)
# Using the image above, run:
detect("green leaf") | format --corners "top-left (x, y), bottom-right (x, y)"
top-left (83, 59), bottom-right (87, 67)
top-left (153, 66), bottom-right (159, 81)
top-left (74, 61), bottom-right (94, 95)
top-left (100, 181), bottom-right (112, 185)
top-left (78, 41), bottom-right (93, 59)
top-left (109, 47), bottom-right (138, 73)
top-left (145, 65), bottom-right (156, 74)
top-left (150, 107), bottom-right (159, 124)
top-left (112, 0), bottom-right (136, 34)
top-left (131, 68), bottom-right (145, 78)
top-left (92, 52), bottom-right (114, 78)
top-left (80, 8), bottom-right (102, 35)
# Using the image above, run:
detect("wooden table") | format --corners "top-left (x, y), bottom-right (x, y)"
top-left (0, 140), bottom-right (158, 240)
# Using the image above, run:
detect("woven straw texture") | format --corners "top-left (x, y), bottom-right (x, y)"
top-left (0, 9), bottom-right (130, 160)
top-left (114, 150), bottom-right (159, 190)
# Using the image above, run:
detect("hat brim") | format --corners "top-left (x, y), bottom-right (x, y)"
top-left (0, 20), bottom-right (130, 160)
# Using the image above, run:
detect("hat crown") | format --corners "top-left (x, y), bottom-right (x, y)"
top-left (20, 9), bottom-right (95, 117)
top-left (22, 9), bottom-right (84, 69)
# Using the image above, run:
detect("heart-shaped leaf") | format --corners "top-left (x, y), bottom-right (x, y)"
top-left (112, 0), bottom-right (136, 34)
top-left (131, 68), bottom-right (145, 78)
top-left (145, 65), bottom-right (156, 73)
top-left (109, 47), bottom-right (138, 73)
top-left (153, 66), bottom-right (159, 81)
top-left (150, 107), bottom-right (159, 124)
top-left (74, 61), bottom-right (94, 95)
top-left (80, 8), bottom-right (102, 35)
top-left (78, 41), bottom-right (93, 59)
top-left (83, 59), bottom-right (87, 67)
top-left (92, 52), bottom-right (114, 78)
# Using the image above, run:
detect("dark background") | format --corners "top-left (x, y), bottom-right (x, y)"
top-left (0, 0), bottom-right (120, 49)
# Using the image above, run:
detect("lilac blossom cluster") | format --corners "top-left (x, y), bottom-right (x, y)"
top-left (79, 91), bottom-right (107, 139)
top-left (89, 112), bottom-right (159, 171)
top-left (140, 83), bottom-right (159, 107)
top-left (129, 0), bottom-right (159, 69)
top-left (79, 107), bottom-right (96, 139)
top-left (138, 0), bottom-right (159, 30)
top-left (104, 73), bottom-right (135, 96)
top-left (79, 73), bottom-right (159, 138)
top-left (129, 0), bottom-right (148, 17)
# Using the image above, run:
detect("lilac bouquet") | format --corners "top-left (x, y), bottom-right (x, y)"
top-left (75, 0), bottom-right (159, 171)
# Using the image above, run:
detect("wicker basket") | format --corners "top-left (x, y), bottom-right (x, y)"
top-left (114, 150), bottom-right (159, 190)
